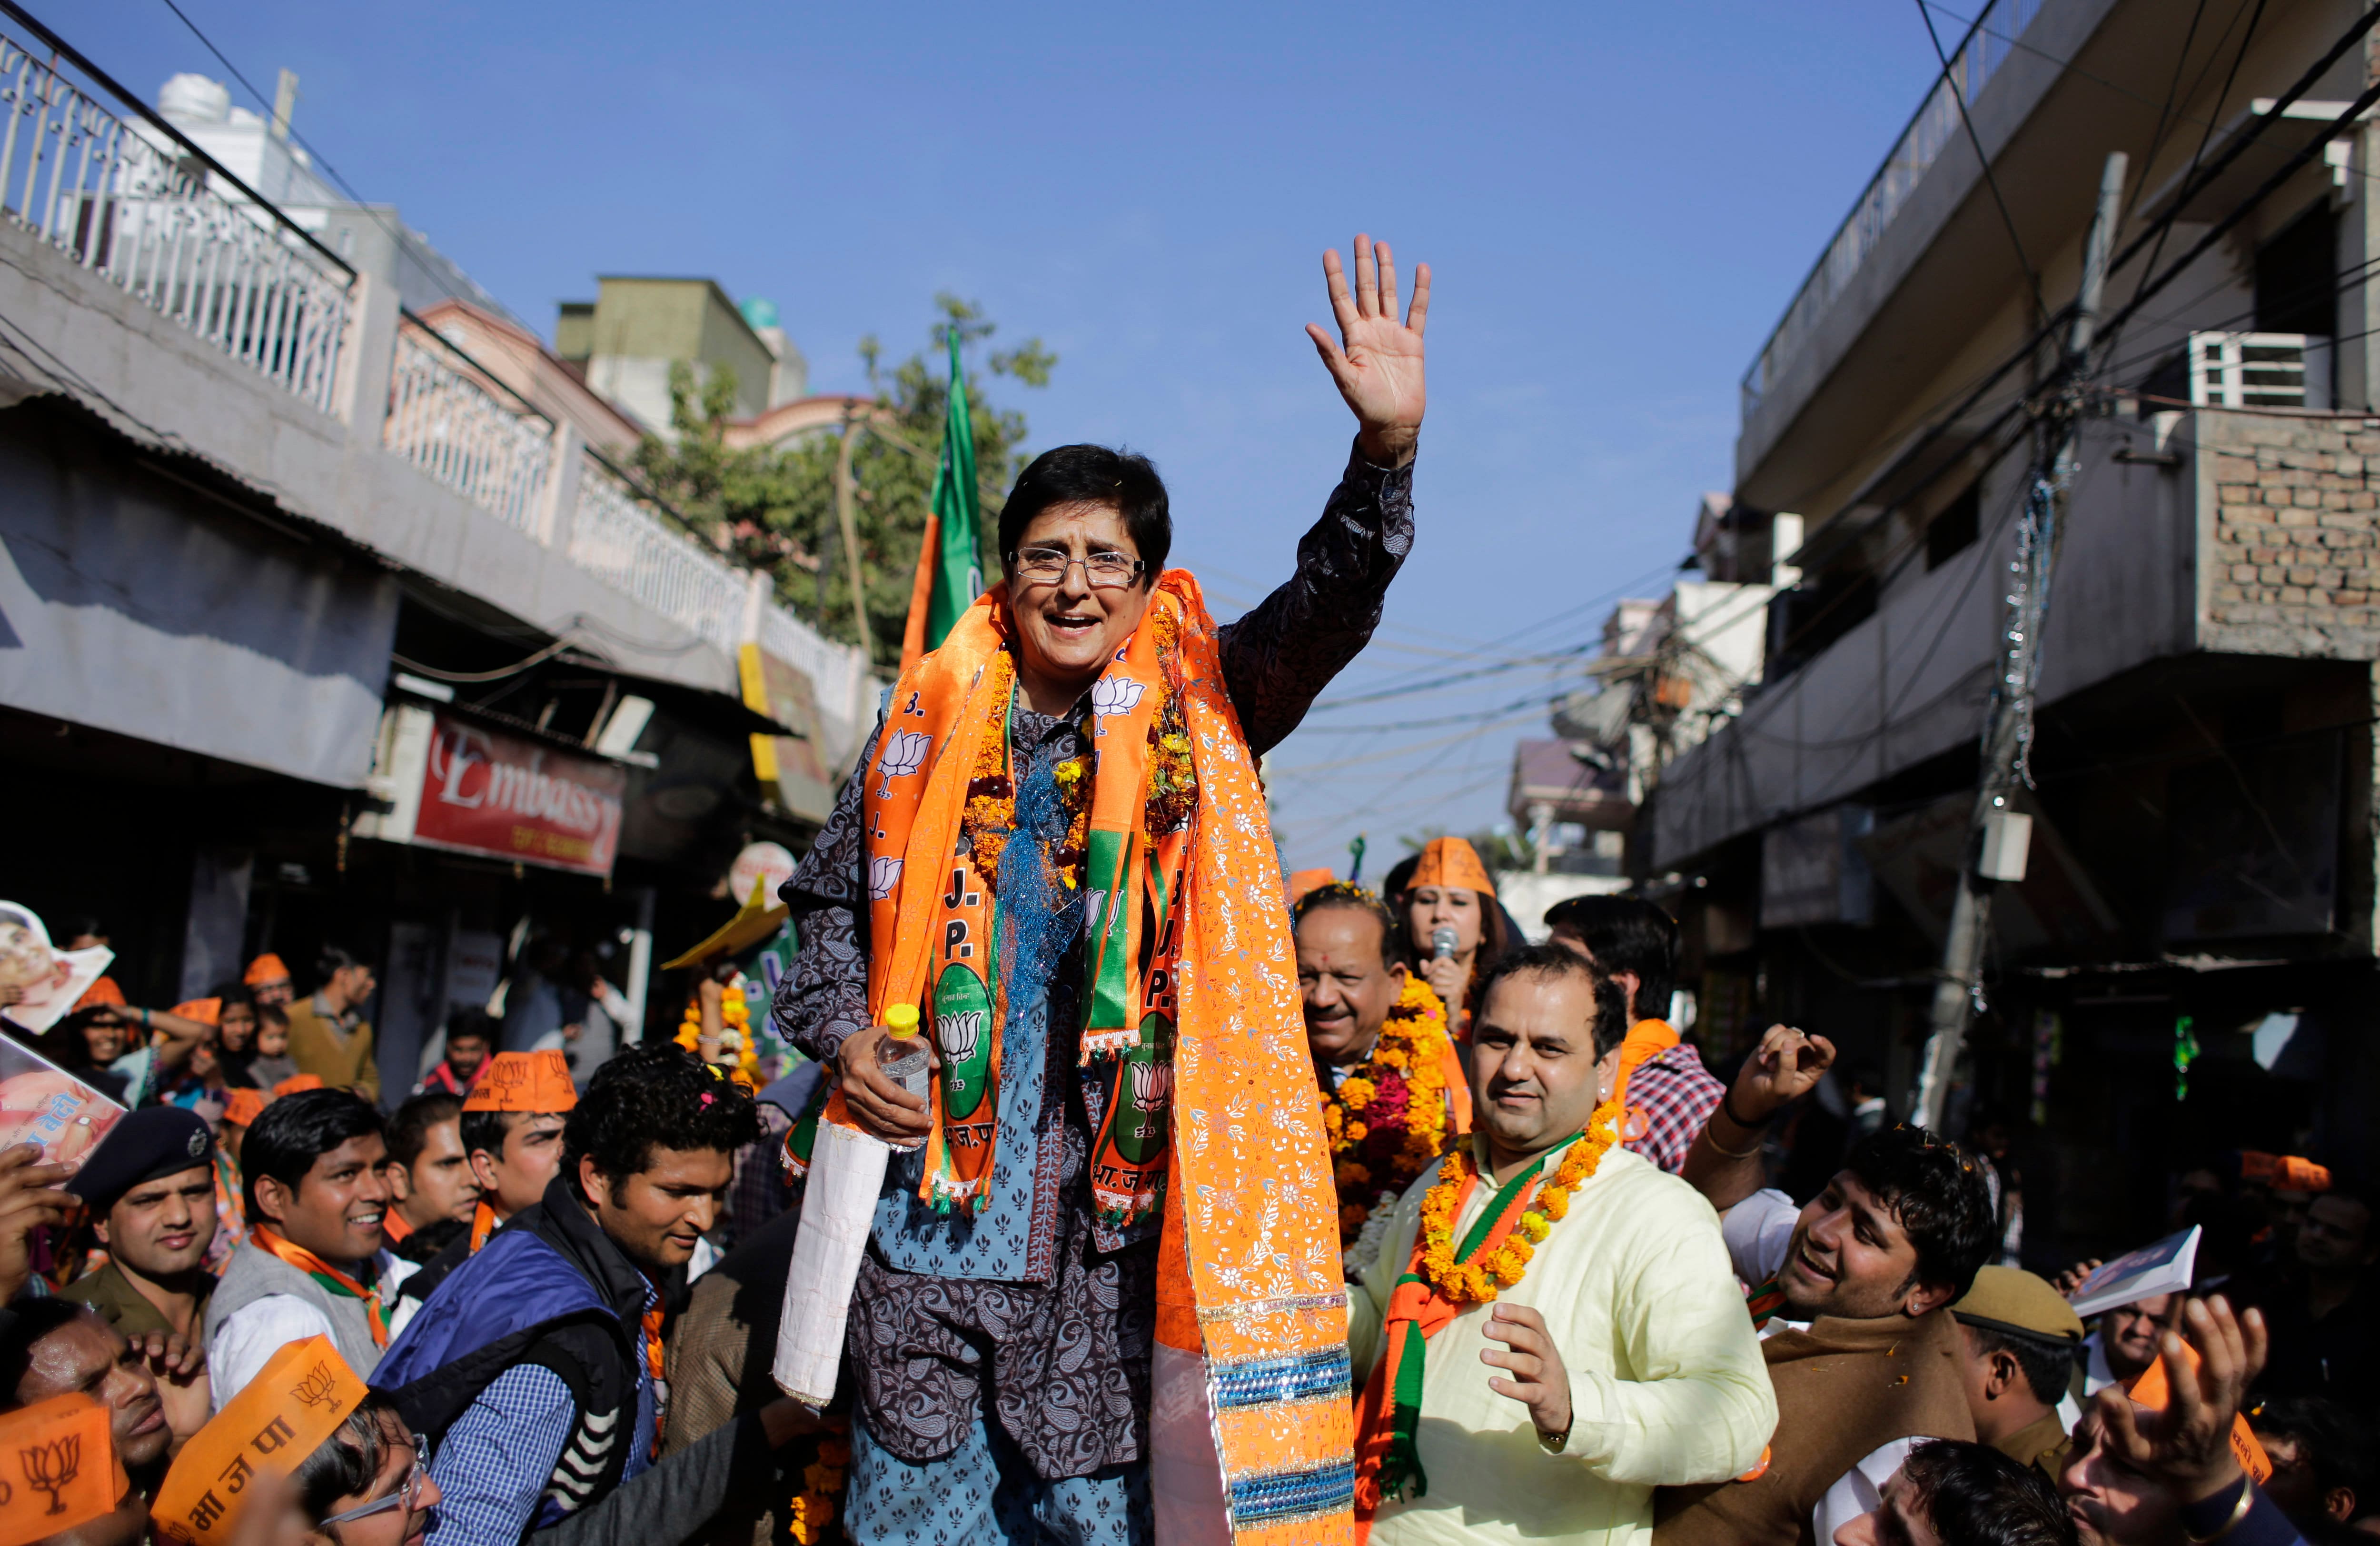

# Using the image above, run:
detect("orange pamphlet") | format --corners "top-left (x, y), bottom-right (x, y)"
top-left (0, 1394), bottom-right (123, 1546)
top-left (2127, 1344), bottom-right (2272, 1484)
top-left (151, 1336), bottom-right (367, 1546)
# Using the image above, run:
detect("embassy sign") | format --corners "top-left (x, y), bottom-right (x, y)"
top-left (356, 706), bottom-right (626, 878)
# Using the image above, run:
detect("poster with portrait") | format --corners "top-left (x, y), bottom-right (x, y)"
top-left (0, 900), bottom-right (113, 1034)
top-left (0, 1033), bottom-right (126, 1170)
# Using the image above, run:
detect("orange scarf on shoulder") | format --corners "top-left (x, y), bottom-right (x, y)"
top-left (249, 1227), bottom-right (387, 1347)
top-left (829, 575), bottom-right (1353, 1544)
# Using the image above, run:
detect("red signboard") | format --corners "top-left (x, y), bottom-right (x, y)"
top-left (412, 715), bottom-right (625, 877)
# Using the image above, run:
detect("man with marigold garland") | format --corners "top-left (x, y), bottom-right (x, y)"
top-left (1295, 881), bottom-right (1471, 1281)
top-left (1346, 942), bottom-right (1775, 1546)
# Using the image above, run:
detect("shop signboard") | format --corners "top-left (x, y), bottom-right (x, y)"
top-left (738, 644), bottom-right (837, 823)
top-left (357, 707), bottom-right (625, 878)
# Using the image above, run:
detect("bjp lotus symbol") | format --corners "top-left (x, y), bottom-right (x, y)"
top-left (1091, 678), bottom-right (1145, 728)
top-left (868, 856), bottom-right (903, 901)
top-left (1129, 1060), bottom-right (1172, 1113)
top-left (876, 731), bottom-right (931, 798)
top-left (936, 1009), bottom-right (982, 1066)
top-left (21, 1432), bottom-right (79, 1514)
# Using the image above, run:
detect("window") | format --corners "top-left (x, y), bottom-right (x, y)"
top-left (1926, 479), bottom-right (1980, 570)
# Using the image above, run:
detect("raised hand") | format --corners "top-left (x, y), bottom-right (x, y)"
top-left (1729, 1025), bottom-right (1837, 1127)
top-left (0, 1141), bottom-right (74, 1304)
top-left (1307, 234), bottom-right (1428, 467)
top-left (2094, 1296), bottom-right (2268, 1505)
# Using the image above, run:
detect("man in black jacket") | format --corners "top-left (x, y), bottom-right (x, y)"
top-left (373, 1044), bottom-right (815, 1546)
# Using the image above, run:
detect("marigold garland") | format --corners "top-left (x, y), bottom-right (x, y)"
top-left (1320, 973), bottom-right (1456, 1261)
top-left (676, 978), bottom-right (758, 1091)
top-left (785, 1423), bottom-right (850, 1544)
top-left (1414, 1096), bottom-right (1625, 1304)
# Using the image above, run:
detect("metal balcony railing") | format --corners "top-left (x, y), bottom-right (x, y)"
top-left (1739, 0), bottom-right (2047, 423)
top-left (2188, 331), bottom-right (2326, 411)
top-left (568, 460), bottom-right (749, 658)
top-left (383, 322), bottom-right (554, 535)
top-left (0, 23), bottom-right (354, 412)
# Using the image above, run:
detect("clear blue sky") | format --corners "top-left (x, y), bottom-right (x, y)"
top-left (74, 0), bottom-right (1960, 872)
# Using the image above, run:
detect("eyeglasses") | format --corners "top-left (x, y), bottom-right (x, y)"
top-left (1008, 547), bottom-right (1143, 589)
top-left (318, 1434), bottom-right (429, 1531)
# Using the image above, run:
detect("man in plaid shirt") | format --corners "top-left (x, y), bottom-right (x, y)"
top-left (1544, 895), bottom-right (1724, 1175)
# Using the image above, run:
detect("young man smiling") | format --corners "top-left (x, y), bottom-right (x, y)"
top-left (205, 1088), bottom-right (402, 1405)
top-left (64, 1105), bottom-right (222, 1343)
top-left (1659, 1103), bottom-right (1996, 1545)
top-left (1346, 943), bottom-right (1774, 1546)
top-left (374, 1043), bottom-right (815, 1546)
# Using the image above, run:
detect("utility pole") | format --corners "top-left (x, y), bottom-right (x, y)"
top-left (834, 407), bottom-right (872, 662)
top-left (1913, 150), bottom-right (2127, 1133)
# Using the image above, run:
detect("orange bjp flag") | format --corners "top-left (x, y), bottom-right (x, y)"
top-left (0, 1394), bottom-right (124, 1546)
top-left (151, 1336), bottom-right (367, 1546)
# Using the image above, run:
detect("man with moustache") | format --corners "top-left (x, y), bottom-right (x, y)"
top-left (1347, 944), bottom-right (1774, 1546)
top-left (205, 1088), bottom-right (401, 1404)
top-left (379, 1093), bottom-right (477, 1260)
top-left (65, 1107), bottom-right (221, 1343)
top-left (3, 1298), bottom-right (210, 1490)
top-left (374, 1044), bottom-right (817, 1546)
top-left (1296, 882), bottom-right (1471, 1276)
top-left (1660, 1032), bottom-right (1996, 1545)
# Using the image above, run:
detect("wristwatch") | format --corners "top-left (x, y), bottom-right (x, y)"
top-left (1536, 1420), bottom-right (1572, 1455)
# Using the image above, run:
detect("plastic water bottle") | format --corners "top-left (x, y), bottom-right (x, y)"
top-left (880, 1004), bottom-right (932, 1102)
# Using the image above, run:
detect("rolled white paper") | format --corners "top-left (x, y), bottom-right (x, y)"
top-left (772, 1118), bottom-right (892, 1406)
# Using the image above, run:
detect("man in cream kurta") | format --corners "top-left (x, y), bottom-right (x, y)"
top-left (1348, 945), bottom-right (1775, 1546)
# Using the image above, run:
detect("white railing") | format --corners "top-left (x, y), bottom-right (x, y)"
top-left (2189, 331), bottom-right (2326, 411)
top-left (383, 326), bottom-right (553, 534)
top-left (759, 598), bottom-right (871, 732)
top-left (1740, 0), bottom-right (2046, 421)
top-left (568, 461), bottom-right (747, 657)
top-left (0, 36), bottom-right (352, 411)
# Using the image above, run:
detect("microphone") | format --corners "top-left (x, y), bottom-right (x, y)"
top-left (1431, 926), bottom-right (1458, 961)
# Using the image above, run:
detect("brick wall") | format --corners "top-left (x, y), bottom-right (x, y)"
top-left (2200, 407), bottom-right (2380, 658)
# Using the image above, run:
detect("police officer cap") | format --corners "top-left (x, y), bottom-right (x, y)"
top-left (1951, 1265), bottom-right (2085, 1344)
top-left (68, 1106), bottom-right (214, 1211)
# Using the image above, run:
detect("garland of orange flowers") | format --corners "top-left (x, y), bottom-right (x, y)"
top-left (785, 1421), bottom-right (851, 1544)
top-left (675, 978), bottom-right (758, 1091)
top-left (1320, 973), bottom-right (1454, 1256)
top-left (1414, 1096), bottom-right (1625, 1303)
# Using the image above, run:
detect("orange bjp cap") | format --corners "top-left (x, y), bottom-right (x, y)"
top-left (272, 1075), bottom-right (324, 1097)
top-left (0, 1394), bottom-right (123, 1546)
top-left (1286, 868), bottom-right (1338, 907)
top-left (169, 998), bottom-right (222, 1027)
top-left (463, 1050), bottom-right (578, 1114)
top-left (1408, 835), bottom-right (1497, 898)
top-left (242, 954), bottom-right (290, 987)
top-left (221, 1088), bottom-right (268, 1127)
top-left (73, 977), bottom-right (126, 1012)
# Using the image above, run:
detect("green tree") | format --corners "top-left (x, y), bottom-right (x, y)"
top-left (626, 295), bottom-right (1053, 665)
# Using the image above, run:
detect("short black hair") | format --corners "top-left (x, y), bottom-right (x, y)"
top-left (0, 1299), bottom-right (92, 1398)
top-left (316, 944), bottom-right (361, 983)
top-left (459, 1108), bottom-right (525, 1163)
top-left (292, 1393), bottom-right (402, 1526)
top-left (2251, 1396), bottom-right (2374, 1511)
top-left (1961, 1322), bottom-right (2078, 1408)
top-left (444, 1008), bottom-right (495, 1048)
top-left (1541, 896), bottom-right (1680, 1017)
top-left (1843, 1124), bottom-right (1998, 1302)
top-left (1292, 882), bottom-right (1410, 971)
top-left (385, 1093), bottom-right (463, 1174)
top-left (1476, 942), bottom-right (1631, 1059)
top-left (241, 1088), bottom-right (384, 1220)
top-left (1900, 1439), bottom-right (2077, 1546)
top-left (998, 444), bottom-right (1170, 585)
top-left (562, 1042), bottom-right (763, 1197)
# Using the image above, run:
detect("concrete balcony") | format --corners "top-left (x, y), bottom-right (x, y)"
top-left (0, 20), bottom-right (871, 786)
top-left (1651, 406), bottom-right (2380, 871)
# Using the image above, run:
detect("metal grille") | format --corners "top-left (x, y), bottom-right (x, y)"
top-left (383, 326), bottom-right (553, 533)
top-left (2188, 331), bottom-right (2313, 410)
top-left (568, 460), bottom-right (747, 656)
top-left (0, 37), bottom-right (352, 411)
top-left (1740, 0), bottom-right (2047, 420)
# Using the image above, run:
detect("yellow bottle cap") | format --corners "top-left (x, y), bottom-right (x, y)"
top-left (885, 1004), bottom-right (921, 1037)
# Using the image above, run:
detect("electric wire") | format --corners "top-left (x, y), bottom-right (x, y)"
top-left (1916, 0), bottom-right (2047, 328)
